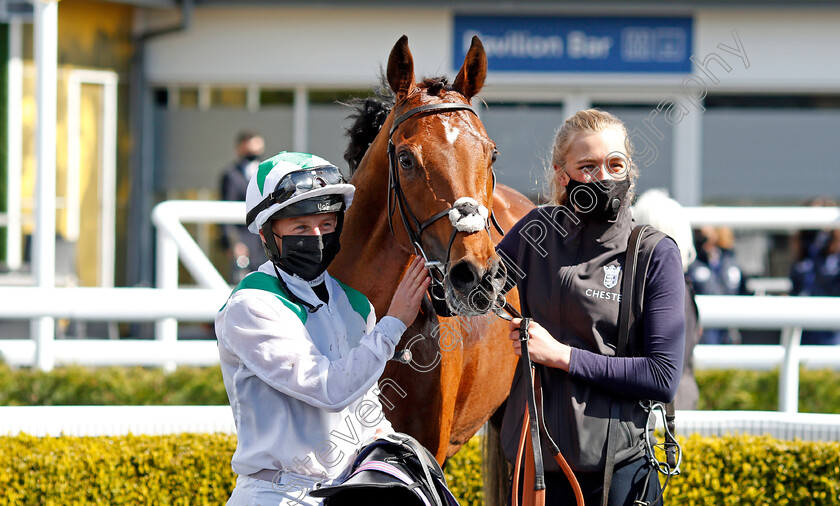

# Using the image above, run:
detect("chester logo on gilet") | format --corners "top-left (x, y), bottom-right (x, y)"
top-left (603, 265), bottom-right (620, 289)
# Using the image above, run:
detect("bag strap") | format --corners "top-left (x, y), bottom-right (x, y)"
top-left (619, 225), bottom-right (648, 356)
top-left (627, 229), bottom-right (678, 470)
top-left (601, 224), bottom-right (647, 506)
top-left (665, 401), bottom-right (677, 469)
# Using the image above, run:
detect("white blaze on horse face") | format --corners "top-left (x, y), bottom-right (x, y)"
top-left (441, 117), bottom-right (460, 145)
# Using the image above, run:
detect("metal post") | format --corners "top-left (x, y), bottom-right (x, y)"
top-left (6, 17), bottom-right (23, 270)
top-left (562, 93), bottom-right (590, 122)
top-left (672, 104), bottom-right (702, 206)
top-left (66, 72), bottom-right (81, 242)
top-left (32, 0), bottom-right (59, 371)
top-left (155, 226), bottom-right (179, 372)
top-left (246, 83), bottom-right (259, 112)
top-left (293, 84), bottom-right (308, 152)
top-left (779, 326), bottom-right (803, 414)
top-left (99, 73), bottom-right (118, 289)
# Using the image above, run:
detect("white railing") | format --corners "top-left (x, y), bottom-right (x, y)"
top-left (0, 405), bottom-right (236, 437)
top-left (151, 203), bottom-right (840, 293)
top-left (2, 406), bottom-right (839, 442)
top-left (0, 287), bottom-right (227, 368)
top-left (0, 203), bottom-right (839, 413)
top-left (683, 206), bottom-right (840, 229)
top-left (0, 294), bottom-right (838, 412)
top-left (151, 200), bottom-right (237, 367)
top-left (694, 296), bottom-right (840, 413)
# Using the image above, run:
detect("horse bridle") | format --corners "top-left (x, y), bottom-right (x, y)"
top-left (386, 101), bottom-right (505, 317)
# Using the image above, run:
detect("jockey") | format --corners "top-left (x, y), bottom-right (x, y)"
top-left (215, 151), bottom-right (429, 505)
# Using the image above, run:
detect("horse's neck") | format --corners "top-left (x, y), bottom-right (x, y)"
top-left (332, 133), bottom-right (411, 315)
top-left (344, 114), bottom-right (394, 240)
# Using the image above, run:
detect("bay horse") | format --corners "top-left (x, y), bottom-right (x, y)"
top-left (329, 35), bottom-right (535, 465)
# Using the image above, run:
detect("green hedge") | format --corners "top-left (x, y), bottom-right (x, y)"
top-left (697, 368), bottom-right (840, 413)
top-left (4, 362), bottom-right (840, 413)
top-left (1, 434), bottom-right (838, 505)
top-left (0, 433), bottom-right (237, 505)
top-left (667, 434), bottom-right (840, 505)
top-left (0, 363), bottom-right (227, 406)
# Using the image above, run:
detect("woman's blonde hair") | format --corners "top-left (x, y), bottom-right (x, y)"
top-left (545, 108), bottom-right (639, 206)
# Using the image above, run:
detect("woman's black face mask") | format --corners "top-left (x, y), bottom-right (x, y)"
top-left (276, 231), bottom-right (342, 281)
top-left (565, 178), bottom-right (631, 222)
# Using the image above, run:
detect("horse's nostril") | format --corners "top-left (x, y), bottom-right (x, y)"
top-left (448, 261), bottom-right (479, 293)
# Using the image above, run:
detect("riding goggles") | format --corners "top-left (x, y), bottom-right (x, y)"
top-left (247, 165), bottom-right (347, 226)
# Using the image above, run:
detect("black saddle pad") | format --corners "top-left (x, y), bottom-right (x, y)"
top-left (309, 433), bottom-right (458, 506)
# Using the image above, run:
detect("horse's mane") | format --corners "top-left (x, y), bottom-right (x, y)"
top-left (343, 75), bottom-right (454, 174)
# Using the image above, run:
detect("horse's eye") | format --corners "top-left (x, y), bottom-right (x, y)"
top-left (398, 151), bottom-right (414, 170)
top-left (491, 149), bottom-right (499, 164)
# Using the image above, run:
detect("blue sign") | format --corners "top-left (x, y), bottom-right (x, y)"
top-left (454, 15), bottom-right (693, 73)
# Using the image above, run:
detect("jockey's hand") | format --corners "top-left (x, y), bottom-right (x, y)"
top-left (387, 255), bottom-right (431, 327)
top-left (508, 318), bottom-right (571, 372)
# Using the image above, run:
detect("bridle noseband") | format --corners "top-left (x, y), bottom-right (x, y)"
top-left (386, 101), bottom-right (505, 317)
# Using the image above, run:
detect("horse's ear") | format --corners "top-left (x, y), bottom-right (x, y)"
top-left (387, 35), bottom-right (416, 100)
top-left (453, 36), bottom-right (487, 100)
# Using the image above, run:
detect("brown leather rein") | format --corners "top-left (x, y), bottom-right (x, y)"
top-left (501, 301), bottom-right (584, 506)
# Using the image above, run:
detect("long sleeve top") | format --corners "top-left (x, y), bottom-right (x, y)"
top-left (497, 206), bottom-right (685, 471)
top-left (215, 262), bottom-right (406, 479)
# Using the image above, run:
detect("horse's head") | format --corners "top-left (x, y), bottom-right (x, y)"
top-left (384, 35), bottom-right (505, 317)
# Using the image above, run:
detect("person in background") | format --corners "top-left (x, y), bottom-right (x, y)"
top-left (633, 189), bottom-right (701, 410)
top-left (216, 151), bottom-right (430, 505)
top-left (790, 197), bottom-right (840, 345)
top-left (220, 130), bottom-right (269, 283)
top-left (687, 225), bottom-right (746, 344)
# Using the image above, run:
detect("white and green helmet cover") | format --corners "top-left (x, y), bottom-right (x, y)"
top-left (245, 152), bottom-right (355, 234)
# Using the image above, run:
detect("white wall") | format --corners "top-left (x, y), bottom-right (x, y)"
top-left (694, 9), bottom-right (840, 92)
top-left (145, 6), bottom-right (840, 92)
top-left (144, 6), bottom-right (452, 86)
top-left (142, 4), bottom-right (840, 206)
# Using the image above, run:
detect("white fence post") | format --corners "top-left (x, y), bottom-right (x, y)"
top-left (151, 201), bottom-right (231, 290)
top-left (155, 227), bottom-right (179, 372)
top-left (6, 18), bottom-right (24, 271)
top-left (32, 0), bottom-right (59, 372)
top-left (150, 200), bottom-right (235, 371)
top-left (779, 326), bottom-right (803, 414)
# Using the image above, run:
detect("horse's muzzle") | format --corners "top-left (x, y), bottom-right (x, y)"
top-left (445, 258), bottom-right (504, 316)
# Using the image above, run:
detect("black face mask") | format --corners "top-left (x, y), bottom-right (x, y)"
top-left (276, 231), bottom-right (342, 281)
top-left (565, 178), bottom-right (631, 222)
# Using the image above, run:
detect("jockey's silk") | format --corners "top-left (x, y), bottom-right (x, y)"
top-left (216, 262), bottom-right (405, 480)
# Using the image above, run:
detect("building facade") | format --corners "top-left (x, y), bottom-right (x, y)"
top-left (2, 0), bottom-right (840, 289)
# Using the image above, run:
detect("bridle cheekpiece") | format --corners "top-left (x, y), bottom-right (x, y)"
top-left (385, 101), bottom-right (504, 317)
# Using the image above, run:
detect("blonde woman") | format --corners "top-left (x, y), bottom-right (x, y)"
top-left (497, 110), bottom-right (685, 505)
